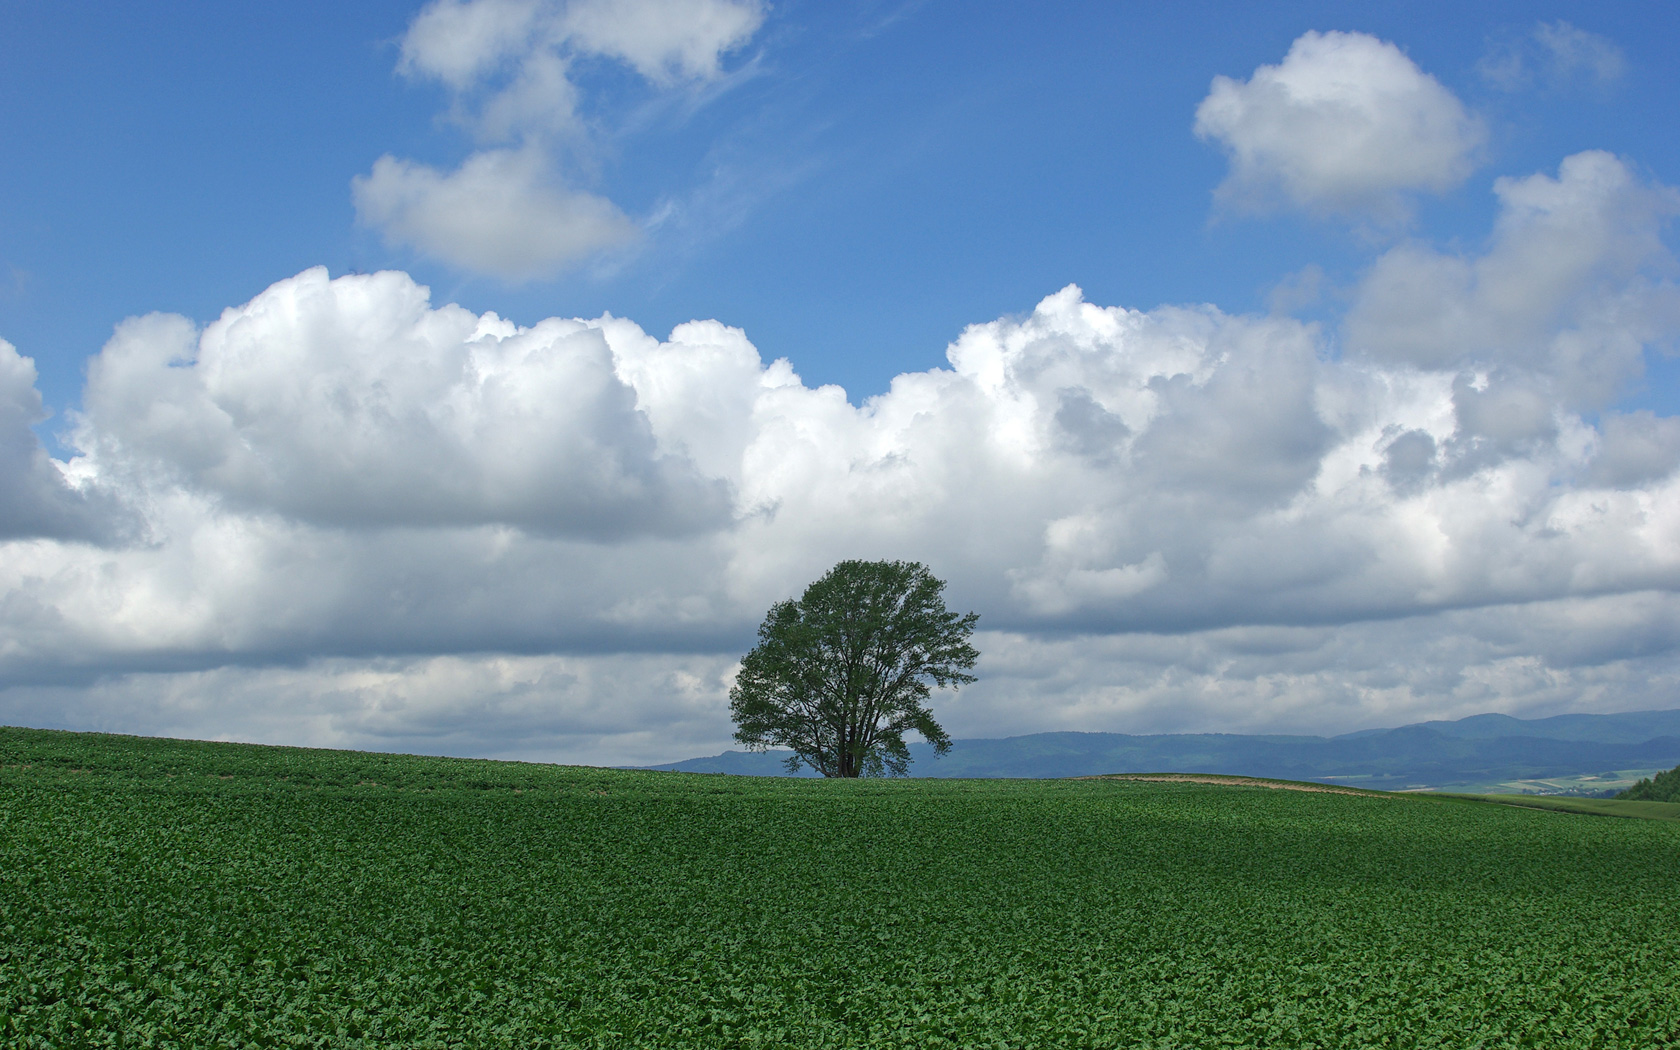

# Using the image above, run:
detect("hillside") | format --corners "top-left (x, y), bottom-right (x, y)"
top-left (3, 725), bottom-right (1679, 1047)
top-left (646, 708), bottom-right (1680, 791)
top-left (1621, 764), bottom-right (1680, 802)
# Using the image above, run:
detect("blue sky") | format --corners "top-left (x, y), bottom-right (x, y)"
top-left (6, 1), bottom-right (1677, 414)
top-left (2, 2), bottom-right (1680, 764)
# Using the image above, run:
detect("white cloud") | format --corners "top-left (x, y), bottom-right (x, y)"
top-left (1480, 21), bottom-right (1626, 92)
top-left (78, 266), bottom-right (725, 536)
top-left (11, 600), bottom-right (1680, 766)
top-left (1534, 21), bottom-right (1626, 83)
top-left (562, 0), bottom-right (765, 85)
top-left (365, 0), bottom-right (764, 277)
top-left (1346, 151), bottom-right (1680, 406)
top-left (954, 597), bottom-right (1680, 741)
top-left (1195, 30), bottom-right (1484, 221)
top-left (399, 0), bottom-right (545, 91)
top-left (401, 0), bottom-right (763, 98)
top-left (0, 339), bottom-right (124, 543)
top-left (0, 652), bottom-right (739, 767)
top-left (1587, 412), bottom-right (1680, 489)
top-left (352, 149), bottom-right (639, 279)
top-left (9, 149), bottom-right (1680, 757)
top-left (473, 51), bottom-right (584, 142)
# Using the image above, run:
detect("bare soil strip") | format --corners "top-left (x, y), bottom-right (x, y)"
top-left (1075, 773), bottom-right (1378, 796)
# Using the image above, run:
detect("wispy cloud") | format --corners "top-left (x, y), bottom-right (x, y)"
top-left (358, 0), bottom-right (766, 280)
top-left (1479, 21), bottom-right (1626, 93)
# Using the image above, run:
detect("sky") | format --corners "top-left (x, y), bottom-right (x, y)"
top-left (2, 1), bottom-right (1680, 766)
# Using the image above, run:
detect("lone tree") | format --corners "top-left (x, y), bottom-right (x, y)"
top-left (729, 559), bottom-right (979, 777)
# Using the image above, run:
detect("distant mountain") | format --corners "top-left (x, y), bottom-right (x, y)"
top-left (638, 708), bottom-right (1680, 790)
top-left (1382, 709), bottom-right (1680, 745)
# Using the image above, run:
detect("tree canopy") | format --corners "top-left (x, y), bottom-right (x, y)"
top-left (729, 560), bottom-right (979, 777)
top-left (1618, 763), bottom-right (1680, 802)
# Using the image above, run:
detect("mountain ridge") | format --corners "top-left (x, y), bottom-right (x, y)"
top-left (638, 708), bottom-right (1680, 791)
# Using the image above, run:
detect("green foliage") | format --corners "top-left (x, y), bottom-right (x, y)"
top-left (1618, 762), bottom-right (1680, 802)
top-left (730, 560), bottom-right (978, 777)
top-left (1464, 793), bottom-right (1680, 821)
top-left (4, 725), bottom-right (1680, 1048)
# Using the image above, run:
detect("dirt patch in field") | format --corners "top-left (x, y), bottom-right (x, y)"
top-left (1076, 773), bottom-right (1379, 796)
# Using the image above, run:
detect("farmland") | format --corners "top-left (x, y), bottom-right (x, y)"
top-left (3, 727), bottom-right (1679, 1048)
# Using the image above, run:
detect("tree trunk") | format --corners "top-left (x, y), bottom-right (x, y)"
top-left (837, 728), bottom-right (858, 777)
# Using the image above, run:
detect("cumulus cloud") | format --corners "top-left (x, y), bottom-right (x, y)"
top-left (1586, 412), bottom-right (1680, 489)
top-left (352, 149), bottom-right (639, 279)
top-left (78, 266), bottom-right (727, 537)
top-left (1346, 151), bottom-right (1680, 406)
top-left (362, 0), bottom-right (764, 278)
top-left (1195, 30), bottom-right (1484, 221)
top-left (10, 145), bottom-right (1680, 757)
top-left (0, 339), bottom-right (124, 543)
top-left (1480, 21), bottom-right (1626, 92)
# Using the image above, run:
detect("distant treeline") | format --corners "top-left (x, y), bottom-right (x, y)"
top-left (1619, 765), bottom-right (1680, 802)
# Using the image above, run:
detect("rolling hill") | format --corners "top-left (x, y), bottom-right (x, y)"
top-left (5, 724), bottom-right (1680, 1046)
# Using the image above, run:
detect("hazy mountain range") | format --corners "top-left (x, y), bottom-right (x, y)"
top-left (639, 709), bottom-right (1680, 792)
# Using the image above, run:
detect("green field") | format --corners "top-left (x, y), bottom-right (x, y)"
top-left (3, 727), bottom-right (1679, 1048)
top-left (1438, 792), bottom-right (1680, 822)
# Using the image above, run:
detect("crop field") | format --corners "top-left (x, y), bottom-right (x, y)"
top-left (1445, 793), bottom-right (1680, 822)
top-left (3, 727), bottom-right (1679, 1048)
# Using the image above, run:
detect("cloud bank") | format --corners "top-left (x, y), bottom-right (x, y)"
top-left (6, 147), bottom-right (1680, 762)
top-left (5, 29), bottom-right (1676, 765)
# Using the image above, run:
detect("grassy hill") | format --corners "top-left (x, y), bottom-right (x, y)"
top-left (4, 726), bottom-right (1680, 1048)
